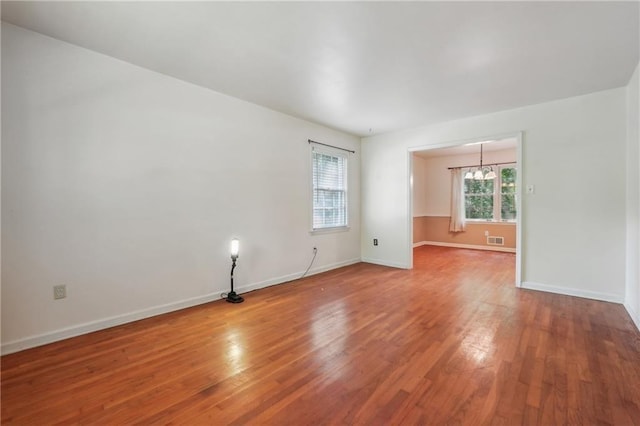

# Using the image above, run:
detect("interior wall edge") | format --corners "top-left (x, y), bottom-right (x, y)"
top-left (414, 241), bottom-right (516, 253)
top-left (2, 292), bottom-right (218, 355)
top-left (623, 302), bottom-right (640, 332)
top-left (233, 257), bottom-right (361, 296)
top-left (1, 257), bottom-right (361, 355)
top-left (360, 257), bottom-right (410, 269)
top-left (521, 281), bottom-right (624, 305)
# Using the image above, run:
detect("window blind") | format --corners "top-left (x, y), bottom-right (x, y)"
top-left (312, 150), bottom-right (347, 229)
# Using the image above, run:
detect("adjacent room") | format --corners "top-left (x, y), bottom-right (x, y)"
top-left (2, 1), bottom-right (639, 424)
top-left (411, 137), bottom-right (519, 292)
top-left (412, 138), bottom-right (518, 255)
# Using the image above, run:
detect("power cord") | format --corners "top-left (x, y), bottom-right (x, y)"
top-left (300, 247), bottom-right (318, 279)
top-left (220, 247), bottom-right (317, 298)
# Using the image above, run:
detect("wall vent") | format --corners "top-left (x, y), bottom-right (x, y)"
top-left (487, 236), bottom-right (504, 246)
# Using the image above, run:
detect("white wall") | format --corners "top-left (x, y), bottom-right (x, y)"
top-left (412, 155), bottom-right (430, 217)
top-left (362, 88), bottom-right (627, 302)
top-left (625, 63), bottom-right (640, 329)
top-left (1, 24), bottom-right (361, 353)
top-left (413, 149), bottom-right (516, 217)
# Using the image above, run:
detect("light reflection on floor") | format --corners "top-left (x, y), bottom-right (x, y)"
top-left (460, 326), bottom-right (495, 366)
top-left (310, 300), bottom-right (349, 382)
top-left (225, 329), bottom-right (246, 375)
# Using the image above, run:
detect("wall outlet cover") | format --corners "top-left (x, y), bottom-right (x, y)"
top-left (53, 285), bottom-right (66, 300)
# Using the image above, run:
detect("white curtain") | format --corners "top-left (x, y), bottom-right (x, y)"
top-left (449, 168), bottom-right (466, 233)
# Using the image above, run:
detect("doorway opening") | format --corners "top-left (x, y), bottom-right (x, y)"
top-left (408, 133), bottom-right (523, 286)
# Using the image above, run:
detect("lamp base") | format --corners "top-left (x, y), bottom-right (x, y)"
top-left (226, 291), bottom-right (244, 304)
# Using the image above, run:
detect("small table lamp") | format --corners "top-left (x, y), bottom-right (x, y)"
top-left (226, 238), bottom-right (244, 303)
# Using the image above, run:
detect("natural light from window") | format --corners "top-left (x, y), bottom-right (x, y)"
top-left (464, 165), bottom-right (516, 222)
top-left (312, 148), bottom-right (348, 230)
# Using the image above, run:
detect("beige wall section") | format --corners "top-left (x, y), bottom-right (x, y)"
top-left (413, 216), bottom-right (516, 250)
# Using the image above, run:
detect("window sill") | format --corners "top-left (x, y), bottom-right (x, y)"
top-left (465, 220), bottom-right (516, 225)
top-left (310, 226), bottom-right (350, 235)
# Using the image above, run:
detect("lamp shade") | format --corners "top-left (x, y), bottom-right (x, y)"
top-left (485, 169), bottom-right (497, 180)
top-left (464, 170), bottom-right (473, 179)
top-left (230, 238), bottom-right (239, 259)
top-left (473, 169), bottom-right (484, 180)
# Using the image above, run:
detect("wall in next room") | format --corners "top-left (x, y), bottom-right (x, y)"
top-left (412, 149), bottom-right (516, 251)
top-left (413, 217), bottom-right (516, 251)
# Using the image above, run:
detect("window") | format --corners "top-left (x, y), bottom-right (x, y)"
top-left (312, 147), bottom-right (348, 230)
top-left (464, 165), bottom-right (516, 221)
top-left (500, 167), bottom-right (517, 220)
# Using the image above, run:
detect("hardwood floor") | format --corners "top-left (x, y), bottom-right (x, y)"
top-left (2, 246), bottom-right (640, 425)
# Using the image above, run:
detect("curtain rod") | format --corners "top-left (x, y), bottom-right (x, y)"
top-left (308, 139), bottom-right (355, 154)
top-left (448, 161), bottom-right (516, 170)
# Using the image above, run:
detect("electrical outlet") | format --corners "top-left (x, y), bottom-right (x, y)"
top-left (484, 230), bottom-right (489, 237)
top-left (373, 238), bottom-right (378, 246)
top-left (53, 285), bottom-right (66, 300)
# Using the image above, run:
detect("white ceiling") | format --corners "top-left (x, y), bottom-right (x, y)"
top-left (2, 1), bottom-right (638, 137)
top-left (414, 137), bottom-right (517, 159)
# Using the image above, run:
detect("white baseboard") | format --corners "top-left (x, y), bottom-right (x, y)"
top-left (1, 293), bottom-right (219, 355)
top-left (1, 258), bottom-right (361, 355)
top-left (360, 257), bottom-right (410, 269)
top-left (413, 240), bottom-right (516, 253)
top-left (521, 281), bottom-right (624, 304)
top-left (234, 257), bottom-right (361, 294)
top-left (624, 302), bottom-right (640, 332)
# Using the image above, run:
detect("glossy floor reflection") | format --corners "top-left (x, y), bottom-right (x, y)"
top-left (2, 246), bottom-right (639, 424)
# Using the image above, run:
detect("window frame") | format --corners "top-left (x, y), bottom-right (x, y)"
top-left (310, 145), bottom-right (349, 233)
top-left (464, 164), bottom-right (517, 223)
top-left (498, 165), bottom-right (517, 222)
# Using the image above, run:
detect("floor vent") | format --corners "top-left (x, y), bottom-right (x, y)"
top-left (487, 236), bottom-right (504, 246)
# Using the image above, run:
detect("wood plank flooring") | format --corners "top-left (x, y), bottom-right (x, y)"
top-left (2, 246), bottom-right (640, 424)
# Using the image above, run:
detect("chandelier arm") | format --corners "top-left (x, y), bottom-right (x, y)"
top-left (447, 161), bottom-right (516, 170)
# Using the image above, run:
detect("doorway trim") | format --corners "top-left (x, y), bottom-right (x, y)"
top-left (407, 131), bottom-right (523, 287)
